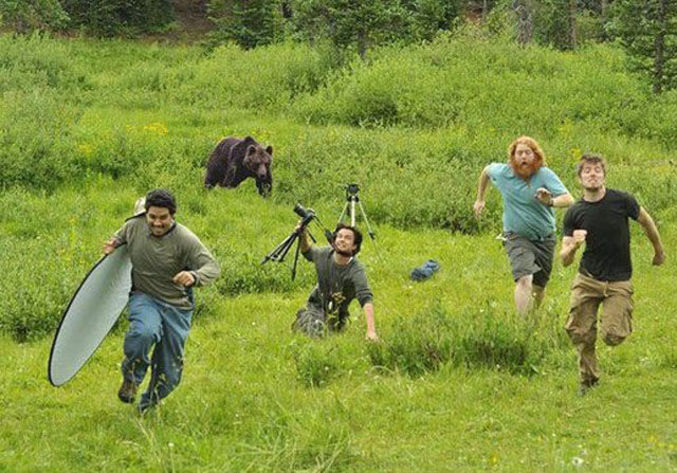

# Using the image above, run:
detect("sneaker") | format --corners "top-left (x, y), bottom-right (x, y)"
top-left (118, 378), bottom-right (138, 403)
top-left (577, 378), bottom-right (599, 397)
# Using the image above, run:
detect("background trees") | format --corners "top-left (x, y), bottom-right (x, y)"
top-left (62, 0), bottom-right (174, 36)
top-left (0, 0), bottom-right (675, 93)
top-left (610, 0), bottom-right (677, 93)
top-left (207, 0), bottom-right (283, 48)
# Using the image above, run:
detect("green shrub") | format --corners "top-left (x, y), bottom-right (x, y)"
top-left (0, 0), bottom-right (69, 32)
top-left (0, 33), bottom-right (676, 235)
top-left (291, 338), bottom-right (343, 387)
top-left (367, 302), bottom-right (566, 377)
top-left (0, 235), bottom-right (92, 341)
top-left (0, 89), bottom-right (82, 191)
top-left (0, 33), bottom-right (81, 92)
top-left (172, 41), bottom-right (338, 110)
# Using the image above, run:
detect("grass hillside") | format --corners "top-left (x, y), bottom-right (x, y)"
top-left (0, 32), bottom-right (675, 472)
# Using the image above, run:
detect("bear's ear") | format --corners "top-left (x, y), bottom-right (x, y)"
top-left (266, 145), bottom-right (273, 155)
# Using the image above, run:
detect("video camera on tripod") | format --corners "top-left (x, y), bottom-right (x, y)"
top-left (345, 183), bottom-right (360, 198)
top-left (337, 183), bottom-right (379, 259)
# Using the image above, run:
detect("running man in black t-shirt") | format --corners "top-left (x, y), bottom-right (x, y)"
top-left (560, 154), bottom-right (665, 395)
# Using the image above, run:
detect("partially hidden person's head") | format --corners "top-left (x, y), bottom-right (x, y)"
top-left (576, 153), bottom-right (607, 191)
top-left (508, 136), bottom-right (546, 179)
top-left (144, 188), bottom-right (177, 237)
top-left (333, 223), bottom-right (363, 257)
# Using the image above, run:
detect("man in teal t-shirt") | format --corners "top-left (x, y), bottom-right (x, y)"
top-left (473, 136), bottom-right (573, 315)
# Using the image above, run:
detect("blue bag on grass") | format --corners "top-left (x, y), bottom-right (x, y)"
top-left (410, 259), bottom-right (440, 281)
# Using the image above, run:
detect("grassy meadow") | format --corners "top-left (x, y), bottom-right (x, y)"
top-left (0, 31), bottom-right (676, 472)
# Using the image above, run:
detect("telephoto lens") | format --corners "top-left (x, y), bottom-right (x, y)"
top-left (293, 203), bottom-right (314, 219)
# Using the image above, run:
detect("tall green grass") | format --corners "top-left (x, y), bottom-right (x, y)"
top-left (366, 302), bottom-right (569, 377)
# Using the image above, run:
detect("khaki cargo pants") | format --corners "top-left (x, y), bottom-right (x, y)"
top-left (564, 273), bottom-right (634, 384)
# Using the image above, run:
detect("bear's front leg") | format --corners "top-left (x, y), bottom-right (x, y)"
top-left (256, 173), bottom-right (272, 197)
top-left (222, 164), bottom-right (248, 188)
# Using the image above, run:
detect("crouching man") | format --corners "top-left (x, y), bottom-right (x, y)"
top-left (104, 189), bottom-right (220, 412)
top-left (293, 223), bottom-right (378, 341)
top-left (561, 155), bottom-right (665, 395)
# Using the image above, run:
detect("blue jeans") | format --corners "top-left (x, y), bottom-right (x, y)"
top-left (121, 292), bottom-right (192, 410)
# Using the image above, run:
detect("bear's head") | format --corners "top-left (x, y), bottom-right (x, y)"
top-left (243, 143), bottom-right (273, 180)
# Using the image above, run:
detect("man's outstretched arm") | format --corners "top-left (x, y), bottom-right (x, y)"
top-left (473, 165), bottom-right (491, 217)
top-left (637, 207), bottom-right (666, 266)
top-left (363, 302), bottom-right (378, 341)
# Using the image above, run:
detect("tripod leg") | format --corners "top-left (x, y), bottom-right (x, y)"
top-left (350, 199), bottom-right (356, 227)
top-left (357, 200), bottom-right (377, 240)
top-left (337, 202), bottom-right (349, 225)
top-left (291, 236), bottom-right (302, 280)
top-left (261, 231), bottom-right (298, 264)
top-left (357, 200), bottom-right (383, 261)
top-left (276, 232), bottom-right (299, 262)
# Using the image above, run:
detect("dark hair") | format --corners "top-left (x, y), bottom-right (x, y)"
top-left (577, 153), bottom-right (607, 177)
top-left (334, 223), bottom-right (363, 255)
top-left (144, 188), bottom-right (177, 215)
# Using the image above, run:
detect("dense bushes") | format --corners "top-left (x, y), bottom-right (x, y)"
top-left (0, 0), bottom-right (69, 32)
top-left (1, 34), bottom-right (676, 221)
top-left (292, 36), bottom-right (647, 134)
top-left (0, 0), bottom-right (175, 36)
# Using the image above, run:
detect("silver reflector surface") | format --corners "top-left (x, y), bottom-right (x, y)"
top-left (49, 246), bottom-right (132, 386)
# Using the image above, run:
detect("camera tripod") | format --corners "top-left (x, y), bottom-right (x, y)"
top-left (336, 184), bottom-right (380, 258)
top-left (261, 204), bottom-right (332, 280)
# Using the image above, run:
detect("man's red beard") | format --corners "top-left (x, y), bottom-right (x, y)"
top-left (510, 157), bottom-right (542, 178)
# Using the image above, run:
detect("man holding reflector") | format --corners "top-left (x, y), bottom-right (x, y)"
top-left (104, 189), bottom-right (220, 412)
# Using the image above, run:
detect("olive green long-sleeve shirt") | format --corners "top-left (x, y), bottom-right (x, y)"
top-left (113, 216), bottom-right (220, 309)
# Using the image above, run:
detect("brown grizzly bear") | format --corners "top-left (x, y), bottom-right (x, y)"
top-left (204, 136), bottom-right (273, 197)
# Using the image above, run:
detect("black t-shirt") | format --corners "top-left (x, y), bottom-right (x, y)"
top-left (563, 188), bottom-right (640, 281)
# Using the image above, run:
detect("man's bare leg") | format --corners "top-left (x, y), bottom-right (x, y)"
top-left (515, 274), bottom-right (534, 316)
top-left (532, 284), bottom-right (545, 308)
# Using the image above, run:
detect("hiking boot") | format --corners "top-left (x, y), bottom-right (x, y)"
top-left (577, 378), bottom-right (599, 397)
top-left (137, 400), bottom-right (159, 416)
top-left (118, 378), bottom-right (138, 403)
